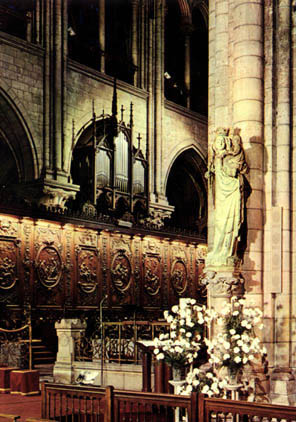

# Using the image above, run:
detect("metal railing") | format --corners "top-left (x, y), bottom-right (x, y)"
top-left (0, 322), bottom-right (33, 370)
top-left (74, 320), bottom-right (169, 364)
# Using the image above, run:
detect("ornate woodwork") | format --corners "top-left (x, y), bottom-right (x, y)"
top-left (0, 212), bottom-right (207, 318)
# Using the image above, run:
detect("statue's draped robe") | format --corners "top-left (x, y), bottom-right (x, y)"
top-left (206, 136), bottom-right (247, 268)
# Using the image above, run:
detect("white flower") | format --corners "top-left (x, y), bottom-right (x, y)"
top-left (234, 356), bottom-right (241, 363)
top-left (232, 310), bottom-right (239, 316)
top-left (229, 329), bottom-right (236, 335)
top-left (223, 341), bottom-right (230, 350)
top-left (201, 385), bottom-right (209, 394)
top-left (156, 353), bottom-right (164, 360)
top-left (172, 305), bottom-right (178, 313)
top-left (233, 347), bottom-right (240, 354)
top-left (223, 353), bottom-right (230, 360)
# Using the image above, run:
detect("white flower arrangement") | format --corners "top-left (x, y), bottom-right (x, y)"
top-left (180, 367), bottom-right (228, 397)
top-left (205, 296), bottom-right (267, 377)
top-left (153, 298), bottom-right (214, 368)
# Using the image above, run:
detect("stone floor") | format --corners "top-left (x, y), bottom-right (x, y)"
top-left (0, 364), bottom-right (53, 421)
top-left (0, 393), bottom-right (42, 421)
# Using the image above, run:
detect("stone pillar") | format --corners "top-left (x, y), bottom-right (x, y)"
top-left (292, 0), bottom-right (296, 378)
top-left (35, 0), bottom-right (42, 45)
top-left (53, 319), bottom-right (87, 384)
top-left (268, 0), bottom-right (293, 405)
top-left (18, 0), bottom-right (79, 208)
top-left (232, 0), bottom-right (264, 292)
top-left (131, 0), bottom-right (139, 86)
top-left (208, 0), bottom-right (230, 251)
top-left (184, 33), bottom-right (191, 109)
top-left (146, 0), bottom-right (174, 227)
top-left (98, 0), bottom-right (105, 73)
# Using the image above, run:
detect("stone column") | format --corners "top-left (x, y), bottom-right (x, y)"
top-left (268, 0), bottom-right (294, 405)
top-left (184, 33), bottom-right (191, 109)
top-left (208, 0), bottom-right (230, 251)
top-left (232, 0), bottom-right (266, 399)
top-left (53, 319), bottom-right (87, 384)
top-left (98, 0), bottom-right (105, 73)
top-left (19, 0), bottom-right (79, 208)
top-left (131, 0), bottom-right (139, 86)
top-left (35, 0), bottom-right (43, 45)
top-left (292, 0), bottom-right (296, 375)
top-left (147, 0), bottom-right (174, 227)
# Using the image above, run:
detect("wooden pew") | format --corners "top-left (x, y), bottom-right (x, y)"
top-left (0, 414), bottom-right (20, 422)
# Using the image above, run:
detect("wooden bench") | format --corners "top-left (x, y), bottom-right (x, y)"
top-left (0, 414), bottom-right (20, 422)
top-left (26, 419), bottom-right (58, 422)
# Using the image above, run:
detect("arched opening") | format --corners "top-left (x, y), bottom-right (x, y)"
top-left (0, 91), bottom-right (36, 188)
top-left (166, 148), bottom-right (207, 236)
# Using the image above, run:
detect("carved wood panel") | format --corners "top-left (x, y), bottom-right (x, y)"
top-left (0, 212), bottom-right (207, 315)
top-left (34, 224), bottom-right (64, 307)
top-left (142, 239), bottom-right (162, 308)
top-left (75, 229), bottom-right (100, 306)
top-left (110, 235), bottom-right (133, 306)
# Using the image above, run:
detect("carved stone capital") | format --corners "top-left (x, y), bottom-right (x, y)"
top-left (9, 178), bottom-right (80, 210)
top-left (201, 270), bottom-right (245, 298)
top-left (146, 197), bottom-right (174, 228)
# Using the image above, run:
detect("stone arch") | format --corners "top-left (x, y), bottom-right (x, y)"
top-left (0, 85), bottom-right (39, 182)
top-left (164, 142), bottom-right (207, 189)
top-left (165, 146), bottom-right (207, 235)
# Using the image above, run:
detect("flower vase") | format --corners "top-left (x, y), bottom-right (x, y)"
top-left (172, 366), bottom-right (183, 381)
top-left (227, 369), bottom-right (238, 385)
top-left (226, 368), bottom-right (243, 400)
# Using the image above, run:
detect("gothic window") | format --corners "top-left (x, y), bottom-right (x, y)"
top-left (164, 0), bottom-right (208, 115)
top-left (68, 0), bottom-right (101, 70)
top-left (0, 0), bottom-right (34, 41)
top-left (105, 0), bottom-right (134, 84)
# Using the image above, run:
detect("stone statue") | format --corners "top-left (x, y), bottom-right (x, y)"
top-left (205, 128), bottom-right (248, 270)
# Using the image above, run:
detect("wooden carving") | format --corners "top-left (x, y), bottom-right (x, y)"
top-left (35, 244), bottom-right (63, 289)
top-left (77, 249), bottom-right (98, 294)
top-left (111, 253), bottom-right (131, 292)
top-left (171, 260), bottom-right (187, 295)
top-left (144, 256), bottom-right (160, 296)
top-left (0, 240), bottom-right (18, 290)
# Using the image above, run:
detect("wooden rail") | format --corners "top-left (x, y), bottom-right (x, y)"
top-left (41, 382), bottom-right (195, 422)
top-left (42, 382), bottom-right (296, 422)
top-left (198, 394), bottom-right (296, 422)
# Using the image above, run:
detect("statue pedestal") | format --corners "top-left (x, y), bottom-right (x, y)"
top-left (202, 269), bottom-right (245, 299)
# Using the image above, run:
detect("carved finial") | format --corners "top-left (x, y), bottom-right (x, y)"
top-left (137, 133), bottom-right (141, 149)
top-left (121, 105), bottom-right (125, 121)
top-left (112, 78), bottom-right (118, 118)
top-left (130, 102), bottom-right (134, 127)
